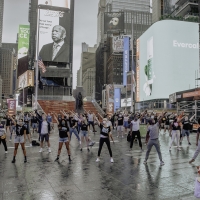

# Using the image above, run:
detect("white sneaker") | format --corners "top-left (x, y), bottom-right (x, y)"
top-left (5, 151), bottom-right (8, 154)
top-left (39, 148), bottom-right (43, 153)
top-left (160, 161), bottom-right (165, 166)
top-left (30, 144), bottom-right (32, 147)
top-left (9, 139), bottom-right (11, 142)
top-left (110, 158), bottom-right (114, 163)
top-left (143, 160), bottom-right (147, 164)
top-left (48, 148), bottom-right (51, 153)
top-left (177, 148), bottom-right (182, 151)
top-left (96, 158), bottom-right (100, 162)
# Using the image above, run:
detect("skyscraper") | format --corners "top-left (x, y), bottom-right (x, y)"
top-left (0, 0), bottom-right (4, 47)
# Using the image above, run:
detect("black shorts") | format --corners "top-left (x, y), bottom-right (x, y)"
top-left (41, 134), bottom-right (49, 142)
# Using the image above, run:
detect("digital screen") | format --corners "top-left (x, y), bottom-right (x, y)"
top-left (136, 20), bottom-right (199, 102)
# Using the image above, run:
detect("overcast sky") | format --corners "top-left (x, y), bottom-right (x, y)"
top-left (2, 0), bottom-right (98, 89)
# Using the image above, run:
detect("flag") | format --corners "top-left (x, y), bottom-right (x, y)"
top-left (132, 57), bottom-right (136, 93)
top-left (38, 57), bottom-right (46, 73)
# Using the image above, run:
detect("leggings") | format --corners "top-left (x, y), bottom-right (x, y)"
top-left (130, 130), bottom-right (142, 149)
top-left (0, 138), bottom-right (8, 151)
top-left (98, 137), bottom-right (112, 157)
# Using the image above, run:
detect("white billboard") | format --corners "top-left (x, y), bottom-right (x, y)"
top-left (38, 0), bottom-right (70, 9)
top-left (136, 20), bottom-right (199, 102)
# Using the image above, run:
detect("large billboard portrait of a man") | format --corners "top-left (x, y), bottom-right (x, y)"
top-left (38, 7), bottom-right (70, 63)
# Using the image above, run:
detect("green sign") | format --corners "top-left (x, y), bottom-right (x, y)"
top-left (18, 25), bottom-right (30, 59)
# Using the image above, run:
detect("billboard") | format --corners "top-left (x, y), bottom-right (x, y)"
top-left (104, 12), bottom-right (124, 33)
top-left (7, 99), bottom-right (16, 116)
top-left (106, 85), bottom-right (114, 114)
top-left (114, 88), bottom-right (121, 111)
top-left (112, 35), bottom-right (131, 52)
top-left (38, 6), bottom-right (70, 63)
top-left (18, 70), bottom-right (34, 89)
top-left (38, 0), bottom-right (70, 9)
top-left (18, 25), bottom-right (30, 59)
top-left (137, 20), bottom-right (199, 102)
top-left (123, 36), bottom-right (130, 86)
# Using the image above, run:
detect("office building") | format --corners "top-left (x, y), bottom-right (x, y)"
top-left (0, 43), bottom-right (18, 97)
top-left (76, 67), bottom-right (82, 87)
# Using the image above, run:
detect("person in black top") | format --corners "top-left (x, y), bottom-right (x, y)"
top-left (54, 116), bottom-right (71, 162)
top-left (10, 116), bottom-right (27, 163)
top-left (95, 116), bottom-right (114, 163)
top-left (31, 114), bottom-right (38, 134)
top-left (180, 114), bottom-right (195, 145)
top-left (164, 116), bottom-right (170, 133)
top-left (80, 117), bottom-right (90, 152)
top-left (117, 113), bottom-right (124, 138)
top-left (24, 113), bottom-right (32, 146)
top-left (3, 114), bottom-right (11, 135)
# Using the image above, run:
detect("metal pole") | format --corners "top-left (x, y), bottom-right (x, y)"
top-left (34, 7), bottom-right (40, 109)
top-left (131, 21), bottom-right (134, 113)
top-left (195, 100), bottom-right (197, 119)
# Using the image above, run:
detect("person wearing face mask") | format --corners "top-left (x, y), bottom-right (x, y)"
top-left (130, 111), bottom-right (147, 151)
top-left (117, 113), bottom-right (124, 138)
top-left (169, 115), bottom-right (185, 151)
top-left (144, 113), bottom-right (166, 166)
top-left (95, 116), bottom-right (114, 163)
top-left (0, 123), bottom-right (8, 153)
top-left (54, 116), bottom-right (71, 162)
top-left (10, 116), bottom-right (27, 163)
top-left (69, 113), bottom-right (81, 145)
top-left (180, 114), bottom-right (195, 146)
top-left (35, 110), bottom-right (51, 153)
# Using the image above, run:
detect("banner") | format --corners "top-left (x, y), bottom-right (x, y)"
top-left (18, 25), bottom-right (30, 59)
top-left (7, 99), bottom-right (16, 116)
top-left (38, 0), bottom-right (70, 9)
top-left (38, 6), bottom-right (70, 63)
top-left (104, 12), bottom-right (124, 33)
top-left (106, 85), bottom-right (114, 114)
top-left (123, 36), bottom-right (130, 86)
top-left (114, 88), bottom-right (121, 112)
top-left (112, 35), bottom-right (131, 52)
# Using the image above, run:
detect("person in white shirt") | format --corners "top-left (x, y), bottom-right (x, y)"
top-left (130, 111), bottom-right (147, 151)
top-left (88, 111), bottom-right (96, 133)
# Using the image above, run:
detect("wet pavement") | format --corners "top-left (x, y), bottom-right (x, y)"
top-left (0, 126), bottom-right (200, 200)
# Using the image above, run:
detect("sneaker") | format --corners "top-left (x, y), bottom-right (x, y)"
top-left (5, 151), bottom-right (8, 154)
top-left (30, 144), bottom-right (32, 147)
top-left (96, 158), bottom-right (100, 162)
top-left (24, 159), bottom-right (27, 163)
top-left (48, 148), bottom-right (51, 153)
top-left (189, 159), bottom-right (195, 164)
top-left (188, 142), bottom-right (191, 145)
top-left (177, 147), bottom-right (182, 151)
top-left (110, 158), bottom-right (114, 163)
top-left (39, 148), bottom-right (43, 153)
top-left (160, 161), bottom-right (165, 166)
top-left (9, 139), bottom-right (11, 142)
top-left (80, 148), bottom-right (82, 151)
top-left (143, 160), bottom-right (147, 164)
top-left (87, 148), bottom-right (90, 152)
top-left (169, 147), bottom-right (171, 151)
top-left (12, 159), bottom-right (16, 163)
top-left (55, 157), bottom-right (59, 162)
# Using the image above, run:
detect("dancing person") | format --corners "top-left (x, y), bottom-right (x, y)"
top-left (10, 116), bottom-right (27, 163)
top-left (143, 113), bottom-right (166, 166)
top-left (87, 111), bottom-right (96, 133)
top-left (24, 114), bottom-right (32, 147)
top-left (31, 113), bottom-right (38, 134)
top-left (9, 115), bottom-right (16, 142)
top-left (54, 116), bottom-right (72, 162)
top-left (164, 115), bottom-right (170, 133)
top-left (4, 114), bottom-right (11, 136)
top-left (189, 118), bottom-right (200, 164)
top-left (95, 116), bottom-right (114, 163)
top-left (35, 110), bottom-right (51, 153)
top-left (117, 113), bottom-right (124, 138)
top-left (0, 123), bottom-right (8, 153)
top-left (123, 114), bottom-right (129, 134)
top-left (180, 114), bottom-right (195, 145)
top-left (169, 114), bottom-right (185, 151)
top-left (80, 117), bottom-right (90, 151)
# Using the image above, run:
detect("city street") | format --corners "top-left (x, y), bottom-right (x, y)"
top-left (0, 127), bottom-right (199, 200)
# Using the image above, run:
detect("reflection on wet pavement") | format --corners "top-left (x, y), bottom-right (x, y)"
top-left (0, 127), bottom-right (199, 200)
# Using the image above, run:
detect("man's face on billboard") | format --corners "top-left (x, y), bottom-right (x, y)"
top-left (52, 26), bottom-right (66, 43)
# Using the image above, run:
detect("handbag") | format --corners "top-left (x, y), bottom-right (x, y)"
top-left (1, 134), bottom-right (6, 139)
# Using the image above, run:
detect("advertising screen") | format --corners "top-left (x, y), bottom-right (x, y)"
top-left (18, 25), bottom-right (30, 59)
top-left (38, 0), bottom-right (70, 9)
top-left (104, 12), bottom-right (124, 33)
top-left (112, 35), bottom-right (131, 52)
top-left (137, 20), bottom-right (199, 102)
top-left (18, 70), bottom-right (34, 89)
top-left (38, 6), bottom-right (70, 63)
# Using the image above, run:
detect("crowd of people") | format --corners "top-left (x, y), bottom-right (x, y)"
top-left (0, 109), bottom-right (200, 167)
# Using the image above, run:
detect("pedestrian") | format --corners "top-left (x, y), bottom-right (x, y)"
top-left (87, 111), bottom-right (97, 133)
top-left (189, 118), bottom-right (200, 164)
top-left (31, 113), bottom-right (38, 134)
top-left (117, 113), bottom-right (124, 138)
top-left (0, 123), bottom-right (8, 153)
top-left (143, 113), bottom-right (166, 166)
top-left (10, 116), bottom-right (27, 163)
top-left (95, 116), bottom-right (114, 163)
top-left (54, 116), bottom-right (72, 162)
top-left (80, 117), bottom-right (90, 151)
top-left (9, 115), bottom-right (16, 141)
top-left (123, 114), bottom-right (129, 134)
top-left (24, 114), bottom-right (32, 147)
